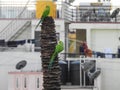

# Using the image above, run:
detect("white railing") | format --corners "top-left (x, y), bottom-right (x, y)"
top-left (0, 0), bottom-right (32, 41)
top-left (0, 0), bottom-right (35, 19)
top-left (56, 2), bottom-right (120, 22)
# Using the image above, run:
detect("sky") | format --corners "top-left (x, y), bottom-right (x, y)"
top-left (72, 0), bottom-right (120, 6)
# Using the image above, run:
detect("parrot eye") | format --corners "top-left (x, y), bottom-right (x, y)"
top-left (46, 5), bottom-right (49, 8)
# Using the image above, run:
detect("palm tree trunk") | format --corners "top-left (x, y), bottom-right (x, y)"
top-left (40, 16), bottom-right (61, 90)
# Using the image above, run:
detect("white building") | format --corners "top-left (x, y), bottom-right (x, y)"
top-left (0, 0), bottom-right (120, 90)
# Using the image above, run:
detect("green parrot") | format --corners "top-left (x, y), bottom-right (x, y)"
top-left (35, 5), bottom-right (50, 30)
top-left (48, 41), bottom-right (64, 70)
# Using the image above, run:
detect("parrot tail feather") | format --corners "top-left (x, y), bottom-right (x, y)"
top-left (35, 20), bottom-right (42, 30)
top-left (48, 52), bottom-right (57, 70)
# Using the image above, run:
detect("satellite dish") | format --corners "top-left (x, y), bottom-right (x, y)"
top-left (16, 60), bottom-right (27, 70)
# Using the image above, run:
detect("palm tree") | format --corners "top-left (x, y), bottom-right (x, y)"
top-left (40, 16), bottom-right (61, 90)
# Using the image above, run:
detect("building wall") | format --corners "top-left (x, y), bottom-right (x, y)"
top-left (69, 23), bottom-right (120, 53)
top-left (96, 58), bottom-right (120, 90)
top-left (0, 52), bottom-right (120, 90)
top-left (36, 1), bottom-right (56, 18)
top-left (0, 20), bottom-right (32, 41)
top-left (0, 52), bottom-right (41, 90)
top-left (0, 20), bottom-right (12, 31)
top-left (15, 24), bottom-right (32, 41)
top-left (0, 18), bottom-right (65, 52)
top-left (91, 29), bottom-right (120, 53)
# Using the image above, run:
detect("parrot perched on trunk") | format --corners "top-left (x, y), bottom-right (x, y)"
top-left (35, 5), bottom-right (50, 30)
top-left (48, 41), bottom-right (64, 70)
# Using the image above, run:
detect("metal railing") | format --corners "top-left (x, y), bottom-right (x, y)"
top-left (0, 1), bottom-right (120, 22)
top-left (0, 20), bottom-right (30, 41)
top-left (0, 0), bottom-right (35, 19)
top-left (61, 2), bottom-right (120, 22)
top-left (0, 0), bottom-right (32, 41)
top-left (60, 53), bottom-right (120, 60)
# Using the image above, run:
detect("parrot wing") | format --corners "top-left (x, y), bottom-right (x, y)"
top-left (55, 41), bottom-right (64, 53)
top-left (35, 5), bottom-right (50, 30)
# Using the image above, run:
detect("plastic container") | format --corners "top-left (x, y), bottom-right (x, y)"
top-left (59, 60), bottom-right (68, 85)
top-left (70, 60), bottom-right (80, 85)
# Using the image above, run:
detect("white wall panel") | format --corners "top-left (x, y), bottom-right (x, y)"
top-left (91, 29), bottom-right (120, 53)
top-left (97, 59), bottom-right (120, 90)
